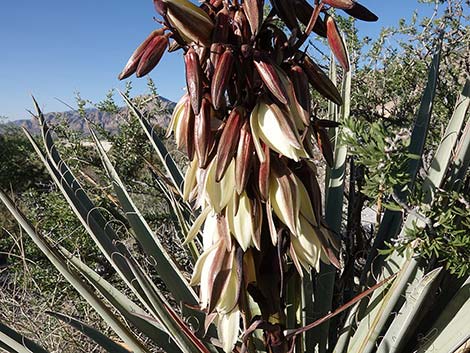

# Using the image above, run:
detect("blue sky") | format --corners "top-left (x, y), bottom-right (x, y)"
top-left (0, 1), bottom-right (434, 121)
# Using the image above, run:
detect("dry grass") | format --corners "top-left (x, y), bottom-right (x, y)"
top-left (0, 223), bottom-right (108, 352)
top-left (0, 269), bottom-right (108, 352)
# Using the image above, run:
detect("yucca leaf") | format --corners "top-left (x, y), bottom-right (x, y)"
top-left (155, 175), bottom-right (201, 262)
top-left (422, 79), bottom-right (470, 203)
top-left (447, 114), bottom-right (470, 191)
top-left (324, 54), bottom-right (339, 199)
top-left (0, 335), bottom-right (28, 353)
top-left (376, 267), bottom-right (443, 353)
top-left (287, 273), bottom-right (397, 343)
top-left (0, 189), bottom-right (149, 353)
top-left (311, 57), bottom-right (351, 353)
top-left (301, 271), bottom-right (315, 353)
top-left (46, 312), bottom-right (133, 353)
top-left (416, 276), bottom-right (470, 353)
top-left (28, 104), bottom-right (155, 309)
top-left (124, 256), bottom-right (213, 353)
top-left (332, 301), bottom-right (360, 353)
top-left (89, 128), bottom-right (198, 306)
top-left (0, 340), bottom-right (20, 353)
top-left (405, 40), bottom-right (442, 187)
top-left (58, 246), bottom-right (154, 319)
top-left (26, 117), bottom-right (201, 350)
top-left (148, 163), bottom-right (194, 227)
top-left (362, 41), bottom-right (442, 285)
top-left (119, 91), bottom-right (185, 195)
top-left (325, 59), bottom-right (351, 234)
top-left (57, 246), bottom-right (184, 353)
top-left (31, 97), bottom-right (98, 216)
top-left (21, 126), bottom-right (153, 312)
top-left (146, 160), bottom-right (201, 262)
top-left (347, 248), bottom-right (419, 353)
top-left (344, 203), bottom-right (431, 353)
top-left (357, 80), bottom-right (470, 353)
top-left (0, 321), bottom-right (48, 353)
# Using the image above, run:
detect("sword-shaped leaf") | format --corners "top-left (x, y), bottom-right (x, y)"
top-left (119, 92), bottom-right (185, 195)
top-left (46, 312), bottom-right (133, 353)
top-left (57, 246), bottom-right (183, 353)
top-left (89, 129), bottom-right (198, 306)
top-left (0, 321), bottom-right (49, 353)
top-left (422, 79), bottom-right (470, 202)
top-left (0, 189), bottom-right (148, 353)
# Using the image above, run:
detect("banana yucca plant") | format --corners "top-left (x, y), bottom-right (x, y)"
top-left (1, 1), bottom-right (469, 353)
top-left (1, 0), bottom-right (378, 352)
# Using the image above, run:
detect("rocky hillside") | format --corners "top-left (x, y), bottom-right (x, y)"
top-left (2, 97), bottom-right (175, 135)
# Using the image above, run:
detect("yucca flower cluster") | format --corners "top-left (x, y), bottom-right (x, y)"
top-left (120, 0), bottom-right (377, 351)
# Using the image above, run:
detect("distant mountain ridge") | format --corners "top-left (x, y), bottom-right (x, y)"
top-left (2, 97), bottom-right (175, 135)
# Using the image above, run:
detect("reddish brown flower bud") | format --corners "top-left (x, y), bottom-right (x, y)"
top-left (294, 160), bottom-right (322, 223)
top-left (258, 143), bottom-right (270, 201)
top-left (294, 0), bottom-right (327, 38)
top-left (160, 0), bottom-right (214, 46)
top-left (322, 0), bottom-right (354, 9)
top-left (216, 106), bottom-right (245, 182)
top-left (118, 29), bottom-right (165, 80)
top-left (234, 9), bottom-right (251, 44)
top-left (272, 27), bottom-right (288, 64)
top-left (290, 65), bottom-right (311, 119)
top-left (209, 42), bottom-right (224, 73)
top-left (184, 47), bottom-right (203, 115)
top-left (300, 54), bottom-right (342, 105)
top-left (315, 126), bottom-right (334, 167)
top-left (153, 0), bottom-right (167, 17)
top-left (211, 48), bottom-right (234, 110)
top-left (184, 100), bottom-right (196, 160)
top-left (253, 59), bottom-right (288, 105)
top-left (135, 34), bottom-right (169, 78)
top-left (209, 0), bottom-right (223, 10)
top-left (195, 95), bottom-right (214, 168)
top-left (235, 119), bottom-right (254, 195)
top-left (343, 2), bottom-right (378, 22)
top-left (326, 15), bottom-right (350, 72)
top-left (243, 0), bottom-right (264, 36)
top-left (212, 7), bottom-right (231, 44)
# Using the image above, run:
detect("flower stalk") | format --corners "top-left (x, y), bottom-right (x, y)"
top-left (120, 0), bottom-right (377, 351)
